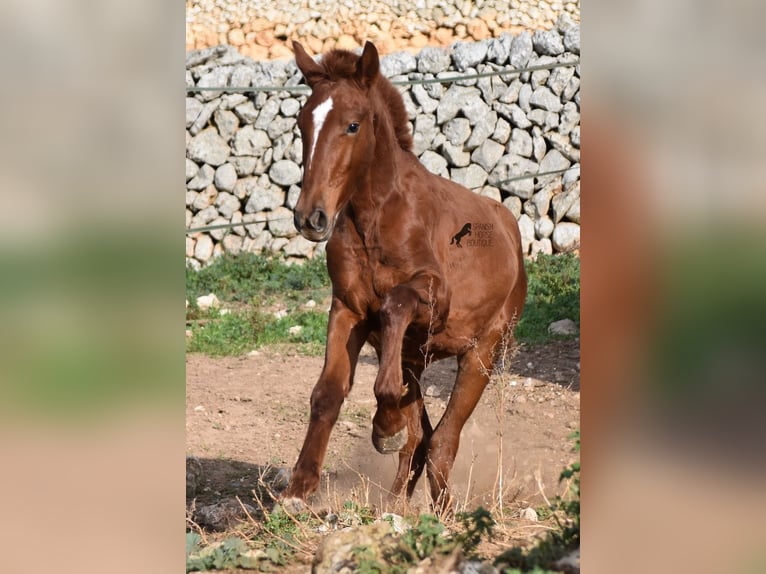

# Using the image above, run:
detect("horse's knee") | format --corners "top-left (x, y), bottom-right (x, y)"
top-left (381, 285), bottom-right (419, 324)
top-left (309, 384), bottom-right (344, 424)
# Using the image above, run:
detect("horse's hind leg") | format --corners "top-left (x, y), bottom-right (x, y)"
top-left (426, 341), bottom-right (495, 512)
top-left (389, 361), bottom-right (433, 500)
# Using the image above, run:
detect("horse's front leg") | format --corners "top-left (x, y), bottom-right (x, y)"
top-left (371, 273), bottom-right (448, 455)
top-left (281, 301), bottom-right (368, 506)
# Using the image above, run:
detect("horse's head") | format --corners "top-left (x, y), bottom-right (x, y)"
top-left (292, 41), bottom-right (380, 241)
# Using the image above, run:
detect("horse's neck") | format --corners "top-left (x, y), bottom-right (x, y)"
top-left (347, 133), bottom-right (405, 245)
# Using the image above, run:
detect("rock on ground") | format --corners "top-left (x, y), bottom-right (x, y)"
top-left (548, 318), bottom-right (578, 336)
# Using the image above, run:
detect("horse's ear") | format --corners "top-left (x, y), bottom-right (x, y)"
top-left (356, 41), bottom-right (380, 87)
top-left (293, 41), bottom-right (326, 87)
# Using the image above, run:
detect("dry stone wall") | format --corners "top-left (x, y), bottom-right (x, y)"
top-left (186, 19), bottom-right (580, 267)
top-left (187, 0), bottom-right (581, 60)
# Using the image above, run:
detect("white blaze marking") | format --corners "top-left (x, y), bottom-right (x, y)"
top-left (308, 96), bottom-right (333, 167)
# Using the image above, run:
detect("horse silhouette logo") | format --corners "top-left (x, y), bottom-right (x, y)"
top-left (450, 223), bottom-right (472, 248)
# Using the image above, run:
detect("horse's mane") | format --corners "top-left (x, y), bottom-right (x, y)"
top-left (319, 49), bottom-right (414, 152)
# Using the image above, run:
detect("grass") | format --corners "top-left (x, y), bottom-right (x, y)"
top-left (187, 308), bottom-right (329, 356)
top-left (186, 252), bottom-right (331, 356)
top-left (516, 253), bottom-right (580, 343)
top-left (186, 251), bottom-right (330, 305)
top-left (185, 251), bottom-right (579, 357)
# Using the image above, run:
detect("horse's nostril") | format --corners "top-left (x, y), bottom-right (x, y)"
top-left (307, 209), bottom-right (328, 232)
top-left (293, 210), bottom-right (302, 232)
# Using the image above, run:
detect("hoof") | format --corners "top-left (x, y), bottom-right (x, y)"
top-left (277, 496), bottom-right (308, 515)
top-left (372, 426), bottom-right (408, 454)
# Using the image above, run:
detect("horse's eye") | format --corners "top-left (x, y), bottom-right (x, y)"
top-left (346, 122), bottom-right (360, 134)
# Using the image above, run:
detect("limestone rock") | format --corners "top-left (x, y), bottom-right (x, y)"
top-left (267, 206), bottom-right (297, 237)
top-left (283, 235), bottom-right (315, 257)
top-left (517, 214), bottom-right (534, 255)
top-left (509, 31), bottom-right (533, 68)
top-left (471, 139), bottom-right (505, 172)
top-left (188, 164), bottom-right (215, 190)
top-left (444, 117), bottom-right (472, 146)
top-left (186, 159), bottom-right (199, 182)
top-left (243, 179), bottom-right (285, 213)
top-left (418, 46), bottom-right (452, 74)
top-left (548, 318), bottom-right (579, 336)
top-left (420, 150), bottom-right (449, 177)
top-left (552, 184), bottom-right (579, 223)
top-left (214, 163), bottom-right (238, 192)
top-left (564, 26), bottom-right (581, 54)
top-left (269, 159), bottom-right (302, 187)
top-left (532, 29), bottom-right (565, 56)
top-left (530, 86), bottom-right (563, 113)
top-left (451, 164), bottom-right (488, 190)
top-left (520, 507), bottom-right (539, 521)
top-left (552, 221), bottom-right (580, 252)
top-left (193, 499), bottom-right (258, 531)
top-left (196, 293), bottom-right (219, 311)
top-left (487, 33), bottom-right (512, 65)
top-left (186, 97), bottom-right (203, 129)
top-left (535, 216), bottom-right (554, 239)
top-left (188, 128), bottom-right (230, 166)
top-left (380, 51), bottom-right (417, 77)
top-left (313, 522), bottom-right (401, 574)
top-left (232, 125), bottom-right (271, 157)
top-left (453, 40), bottom-right (489, 71)
top-left (436, 85), bottom-right (480, 124)
top-left (212, 109), bottom-right (239, 141)
top-left (215, 191), bottom-right (241, 219)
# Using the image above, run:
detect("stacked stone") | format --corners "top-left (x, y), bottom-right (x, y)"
top-left (186, 19), bottom-right (580, 267)
top-left (186, 0), bottom-right (580, 59)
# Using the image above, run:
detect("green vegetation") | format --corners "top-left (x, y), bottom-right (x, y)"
top-left (185, 251), bottom-right (580, 356)
top-left (187, 307), bottom-right (329, 356)
top-left (516, 253), bottom-right (580, 343)
top-left (186, 253), bottom-right (331, 356)
top-left (403, 507), bottom-right (495, 561)
top-left (186, 251), bottom-right (329, 305)
top-left (185, 533), bottom-right (267, 571)
top-left (346, 507), bottom-right (496, 574)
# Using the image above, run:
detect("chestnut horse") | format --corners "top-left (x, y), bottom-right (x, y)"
top-left (282, 41), bottom-right (527, 511)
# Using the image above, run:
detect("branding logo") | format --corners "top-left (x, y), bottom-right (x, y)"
top-left (450, 223), bottom-right (472, 247)
top-left (450, 222), bottom-right (494, 248)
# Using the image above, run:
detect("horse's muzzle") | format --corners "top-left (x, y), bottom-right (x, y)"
top-left (294, 207), bottom-right (330, 242)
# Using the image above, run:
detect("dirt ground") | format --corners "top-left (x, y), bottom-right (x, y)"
top-left (186, 338), bottom-right (580, 524)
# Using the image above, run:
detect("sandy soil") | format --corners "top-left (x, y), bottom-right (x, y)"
top-left (186, 338), bottom-right (579, 520)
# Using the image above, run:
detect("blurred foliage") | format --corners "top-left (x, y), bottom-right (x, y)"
top-left (0, 232), bottom-right (182, 421)
top-left (650, 235), bottom-right (766, 398)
